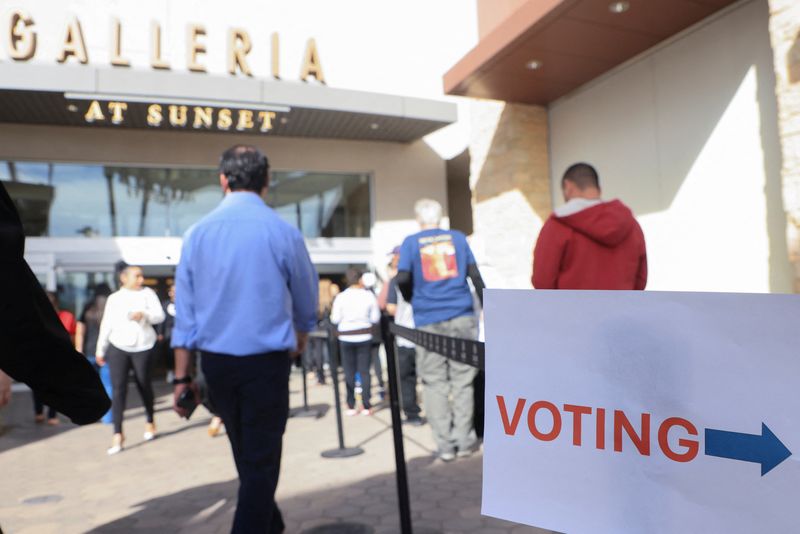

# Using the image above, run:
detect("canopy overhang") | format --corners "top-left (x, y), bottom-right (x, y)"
top-left (0, 63), bottom-right (456, 143)
top-left (444, 0), bottom-right (739, 106)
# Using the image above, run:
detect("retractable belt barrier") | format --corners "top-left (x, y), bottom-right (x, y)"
top-left (311, 320), bottom-right (484, 534)
top-left (388, 323), bottom-right (485, 370)
top-left (382, 319), bottom-right (485, 534)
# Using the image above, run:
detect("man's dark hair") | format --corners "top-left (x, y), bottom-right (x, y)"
top-left (345, 267), bottom-right (363, 287)
top-left (219, 145), bottom-right (270, 192)
top-left (562, 162), bottom-right (600, 190)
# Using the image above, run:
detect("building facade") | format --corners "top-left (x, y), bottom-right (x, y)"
top-left (446, 0), bottom-right (800, 294)
top-left (0, 0), bottom-right (477, 312)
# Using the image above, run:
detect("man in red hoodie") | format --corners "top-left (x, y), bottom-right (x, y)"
top-left (532, 163), bottom-right (647, 290)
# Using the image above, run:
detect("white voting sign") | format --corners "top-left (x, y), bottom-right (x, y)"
top-left (482, 289), bottom-right (800, 534)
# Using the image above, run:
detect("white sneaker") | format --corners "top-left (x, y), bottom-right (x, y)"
top-left (345, 408), bottom-right (358, 416)
top-left (439, 451), bottom-right (455, 462)
top-left (107, 434), bottom-right (124, 455)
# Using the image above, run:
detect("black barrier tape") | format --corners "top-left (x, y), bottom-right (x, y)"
top-left (389, 323), bottom-right (485, 371)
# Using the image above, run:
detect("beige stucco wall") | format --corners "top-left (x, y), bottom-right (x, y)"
top-left (767, 0), bottom-right (800, 291)
top-left (548, 0), bottom-right (792, 293)
top-left (0, 123), bottom-right (447, 268)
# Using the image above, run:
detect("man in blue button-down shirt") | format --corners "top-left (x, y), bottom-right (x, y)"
top-left (171, 145), bottom-right (318, 534)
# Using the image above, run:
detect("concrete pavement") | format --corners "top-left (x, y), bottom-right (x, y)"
top-left (0, 370), bottom-right (551, 534)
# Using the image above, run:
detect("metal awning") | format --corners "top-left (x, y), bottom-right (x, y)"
top-left (0, 63), bottom-right (456, 143)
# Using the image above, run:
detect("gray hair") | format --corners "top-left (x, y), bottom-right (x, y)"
top-left (414, 198), bottom-right (442, 226)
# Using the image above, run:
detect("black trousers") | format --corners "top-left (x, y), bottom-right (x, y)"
top-left (340, 340), bottom-right (372, 409)
top-left (201, 350), bottom-right (290, 534)
top-left (106, 345), bottom-right (155, 434)
top-left (397, 346), bottom-right (421, 418)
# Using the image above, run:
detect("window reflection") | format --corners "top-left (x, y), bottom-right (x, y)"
top-left (1, 161), bottom-right (371, 239)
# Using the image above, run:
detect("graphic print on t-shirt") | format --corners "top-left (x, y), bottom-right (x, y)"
top-left (419, 234), bottom-right (459, 282)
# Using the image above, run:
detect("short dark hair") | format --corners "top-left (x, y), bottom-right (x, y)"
top-left (219, 145), bottom-right (270, 192)
top-left (562, 163), bottom-right (600, 190)
top-left (345, 267), bottom-right (363, 287)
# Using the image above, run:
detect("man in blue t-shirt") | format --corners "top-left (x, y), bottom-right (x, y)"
top-left (396, 198), bottom-right (485, 461)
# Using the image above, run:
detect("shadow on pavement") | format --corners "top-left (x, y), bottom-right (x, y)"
top-left (86, 454), bottom-right (551, 534)
top-left (84, 479), bottom-right (239, 533)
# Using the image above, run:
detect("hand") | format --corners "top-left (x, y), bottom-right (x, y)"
top-left (129, 311), bottom-right (144, 321)
top-left (0, 370), bottom-right (12, 408)
top-left (172, 382), bottom-right (200, 419)
top-left (95, 355), bottom-right (106, 367)
top-left (293, 331), bottom-right (309, 357)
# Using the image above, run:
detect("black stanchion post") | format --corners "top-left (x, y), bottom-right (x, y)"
top-left (291, 356), bottom-right (318, 418)
top-left (321, 325), bottom-right (364, 458)
top-left (384, 318), bottom-right (413, 534)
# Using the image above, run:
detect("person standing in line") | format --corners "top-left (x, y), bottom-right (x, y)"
top-left (75, 283), bottom-right (113, 424)
top-left (386, 248), bottom-right (424, 426)
top-left (396, 198), bottom-right (485, 462)
top-left (331, 268), bottom-right (381, 416)
top-left (96, 265), bottom-right (165, 455)
top-left (156, 282), bottom-right (177, 383)
top-left (171, 145), bottom-right (318, 534)
top-left (532, 162), bottom-right (647, 290)
top-left (361, 271), bottom-right (386, 400)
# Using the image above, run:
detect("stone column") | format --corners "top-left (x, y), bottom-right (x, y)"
top-left (768, 0), bottom-right (800, 291)
top-left (468, 100), bottom-right (551, 288)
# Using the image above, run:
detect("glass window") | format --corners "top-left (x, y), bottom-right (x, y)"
top-left (1, 161), bottom-right (371, 239)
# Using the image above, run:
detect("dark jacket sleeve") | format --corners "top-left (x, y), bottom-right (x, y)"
top-left (467, 263), bottom-right (485, 307)
top-left (0, 182), bottom-right (110, 425)
top-left (395, 270), bottom-right (413, 302)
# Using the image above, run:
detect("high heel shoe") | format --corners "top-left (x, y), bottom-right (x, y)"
top-left (107, 433), bottom-right (124, 455)
top-left (143, 422), bottom-right (156, 441)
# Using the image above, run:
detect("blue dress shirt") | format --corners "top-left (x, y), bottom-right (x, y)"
top-left (172, 192), bottom-right (319, 356)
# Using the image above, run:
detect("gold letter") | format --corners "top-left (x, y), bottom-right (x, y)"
top-left (108, 102), bottom-right (128, 124)
top-left (84, 100), bottom-right (104, 123)
top-left (271, 32), bottom-right (280, 79)
top-left (258, 111), bottom-right (276, 132)
top-left (236, 110), bottom-right (254, 131)
top-left (193, 106), bottom-right (213, 129)
top-left (147, 104), bottom-right (163, 126)
top-left (217, 108), bottom-right (233, 130)
top-left (169, 105), bottom-right (188, 127)
top-left (300, 38), bottom-right (325, 83)
top-left (227, 29), bottom-right (252, 76)
top-left (57, 16), bottom-right (88, 64)
top-left (187, 24), bottom-right (207, 73)
top-left (9, 11), bottom-right (37, 61)
top-left (150, 21), bottom-right (170, 70)
top-left (110, 18), bottom-right (130, 67)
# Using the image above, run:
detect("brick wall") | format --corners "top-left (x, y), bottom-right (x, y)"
top-left (768, 0), bottom-right (800, 291)
top-left (468, 100), bottom-right (551, 288)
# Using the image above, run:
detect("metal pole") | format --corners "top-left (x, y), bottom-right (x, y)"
top-left (383, 316), bottom-right (413, 534)
top-left (291, 355), bottom-right (318, 418)
top-left (321, 325), bottom-right (364, 458)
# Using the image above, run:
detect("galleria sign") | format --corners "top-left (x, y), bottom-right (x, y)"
top-left (5, 10), bottom-right (325, 82)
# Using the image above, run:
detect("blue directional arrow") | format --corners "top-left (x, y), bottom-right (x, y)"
top-left (705, 423), bottom-right (792, 476)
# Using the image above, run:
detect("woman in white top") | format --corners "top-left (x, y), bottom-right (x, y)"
top-left (330, 268), bottom-right (380, 415)
top-left (96, 265), bottom-right (165, 454)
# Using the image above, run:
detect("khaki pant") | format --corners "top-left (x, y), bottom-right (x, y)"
top-left (417, 314), bottom-right (478, 455)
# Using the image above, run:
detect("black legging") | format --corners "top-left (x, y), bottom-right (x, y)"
top-left (106, 344), bottom-right (155, 434)
top-left (33, 391), bottom-right (57, 419)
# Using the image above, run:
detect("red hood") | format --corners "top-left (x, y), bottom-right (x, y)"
top-left (555, 199), bottom-right (636, 247)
